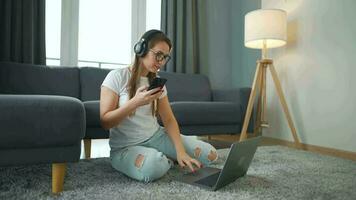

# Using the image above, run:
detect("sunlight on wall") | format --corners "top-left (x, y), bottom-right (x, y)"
top-left (262, 0), bottom-right (356, 152)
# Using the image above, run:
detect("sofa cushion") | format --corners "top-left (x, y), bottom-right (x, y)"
top-left (158, 71), bottom-right (212, 102)
top-left (170, 101), bottom-right (241, 126)
top-left (0, 62), bottom-right (80, 98)
top-left (84, 100), bottom-right (101, 127)
top-left (0, 95), bottom-right (85, 149)
top-left (83, 100), bottom-right (241, 127)
top-left (80, 67), bottom-right (111, 101)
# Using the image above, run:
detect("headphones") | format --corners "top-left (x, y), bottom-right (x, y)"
top-left (134, 29), bottom-right (164, 57)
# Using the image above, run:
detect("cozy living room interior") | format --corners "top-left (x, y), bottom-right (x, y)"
top-left (1, 0), bottom-right (356, 199)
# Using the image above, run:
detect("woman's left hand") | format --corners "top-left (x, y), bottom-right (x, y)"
top-left (177, 151), bottom-right (202, 172)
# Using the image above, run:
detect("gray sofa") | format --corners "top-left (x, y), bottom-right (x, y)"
top-left (0, 61), bottom-right (252, 191)
top-left (0, 62), bottom-right (85, 193)
top-left (159, 71), bottom-right (253, 136)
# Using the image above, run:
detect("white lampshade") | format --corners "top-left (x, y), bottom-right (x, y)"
top-left (245, 9), bottom-right (287, 49)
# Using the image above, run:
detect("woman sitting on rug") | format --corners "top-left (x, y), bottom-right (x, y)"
top-left (100, 29), bottom-right (218, 182)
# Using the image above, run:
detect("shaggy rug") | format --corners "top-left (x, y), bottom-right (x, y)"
top-left (1, 145), bottom-right (355, 200)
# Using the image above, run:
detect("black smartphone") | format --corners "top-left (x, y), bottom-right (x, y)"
top-left (148, 77), bottom-right (167, 92)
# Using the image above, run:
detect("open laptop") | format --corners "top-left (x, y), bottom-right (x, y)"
top-left (176, 136), bottom-right (262, 191)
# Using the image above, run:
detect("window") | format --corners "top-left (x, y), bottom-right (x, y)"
top-left (45, 0), bottom-right (61, 66)
top-left (146, 0), bottom-right (161, 31)
top-left (78, 0), bottom-right (131, 69)
top-left (45, 0), bottom-right (161, 69)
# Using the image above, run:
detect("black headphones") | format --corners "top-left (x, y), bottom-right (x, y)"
top-left (134, 29), bottom-right (164, 57)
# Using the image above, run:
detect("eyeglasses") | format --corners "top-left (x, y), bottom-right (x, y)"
top-left (149, 49), bottom-right (171, 63)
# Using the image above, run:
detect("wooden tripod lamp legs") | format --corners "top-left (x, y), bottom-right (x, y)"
top-left (268, 64), bottom-right (301, 146)
top-left (240, 59), bottom-right (301, 147)
top-left (240, 63), bottom-right (262, 141)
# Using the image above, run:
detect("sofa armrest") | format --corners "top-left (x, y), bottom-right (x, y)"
top-left (212, 88), bottom-right (254, 132)
top-left (0, 95), bottom-right (86, 149)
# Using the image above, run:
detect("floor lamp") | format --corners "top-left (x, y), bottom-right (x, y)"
top-left (239, 9), bottom-right (301, 147)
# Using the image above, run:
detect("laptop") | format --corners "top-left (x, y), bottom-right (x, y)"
top-left (176, 136), bottom-right (262, 191)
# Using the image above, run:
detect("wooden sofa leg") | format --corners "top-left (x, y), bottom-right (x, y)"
top-left (52, 163), bottom-right (66, 194)
top-left (84, 139), bottom-right (91, 159)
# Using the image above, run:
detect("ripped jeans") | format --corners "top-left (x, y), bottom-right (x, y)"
top-left (110, 127), bottom-right (218, 183)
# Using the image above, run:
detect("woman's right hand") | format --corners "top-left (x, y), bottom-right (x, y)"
top-left (132, 85), bottom-right (163, 107)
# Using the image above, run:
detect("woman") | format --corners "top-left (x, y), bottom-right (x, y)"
top-left (100, 30), bottom-right (218, 183)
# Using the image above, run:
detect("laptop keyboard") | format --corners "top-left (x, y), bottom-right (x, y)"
top-left (194, 172), bottom-right (220, 187)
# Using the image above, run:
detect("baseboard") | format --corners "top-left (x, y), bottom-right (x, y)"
top-left (262, 136), bottom-right (356, 161)
top-left (199, 134), bottom-right (356, 161)
top-left (198, 133), bottom-right (254, 142)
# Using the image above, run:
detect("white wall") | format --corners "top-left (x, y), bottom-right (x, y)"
top-left (261, 0), bottom-right (356, 152)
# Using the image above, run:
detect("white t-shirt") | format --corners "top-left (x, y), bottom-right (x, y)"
top-left (101, 67), bottom-right (167, 150)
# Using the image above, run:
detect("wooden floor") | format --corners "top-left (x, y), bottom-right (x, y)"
top-left (199, 134), bottom-right (276, 149)
top-left (82, 134), bottom-right (356, 161)
top-left (200, 134), bottom-right (356, 161)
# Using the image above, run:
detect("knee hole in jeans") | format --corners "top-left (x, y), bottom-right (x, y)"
top-left (140, 154), bottom-right (170, 182)
top-left (194, 147), bottom-right (202, 158)
top-left (208, 150), bottom-right (217, 161)
top-left (135, 154), bottom-right (145, 168)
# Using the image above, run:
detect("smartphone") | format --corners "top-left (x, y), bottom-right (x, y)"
top-left (148, 77), bottom-right (167, 92)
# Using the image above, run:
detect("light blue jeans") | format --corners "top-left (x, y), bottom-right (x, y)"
top-left (110, 127), bottom-right (218, 183)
